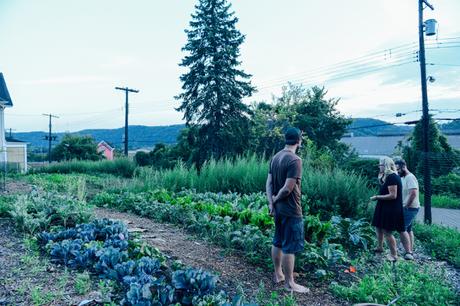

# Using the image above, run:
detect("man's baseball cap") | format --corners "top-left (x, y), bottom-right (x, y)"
top-left (285, 127), bottom-right (302, 145)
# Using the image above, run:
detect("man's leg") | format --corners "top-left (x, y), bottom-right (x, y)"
top-left (272, 246), bottom-right (284, 283)
top-left (399, 231), bottom-right (413, 260)
top-left (282, 253), bottom-right (309, 293)
top-left (409, 230), bottom-right (415, 250)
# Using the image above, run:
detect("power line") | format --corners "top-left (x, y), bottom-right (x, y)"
top-left (427, 63), bottom-right (460, 67)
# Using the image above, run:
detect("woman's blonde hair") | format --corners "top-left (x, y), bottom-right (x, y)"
top-left (378, 156), bottom-right (397, 183)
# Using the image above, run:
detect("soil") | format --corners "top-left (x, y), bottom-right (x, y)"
top-left (0, 218), bottom-right (103, 306)
top-left (0, 181), bottom-right (32, 195)
top-left (95, 208), bottom-right (345, 306)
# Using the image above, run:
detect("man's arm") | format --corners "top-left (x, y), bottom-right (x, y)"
top-left (405, 188), bottom-right (417, 207)
top-left (266, 174), bottom-right (273, 205)
top-left (266, 174), bottom-right (275, 215)
top-left (272, 178), bottom-right (297, 203)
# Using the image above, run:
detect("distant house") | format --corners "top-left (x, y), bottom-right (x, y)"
top-left (97, 141), bottom-right (115, 160)
top-left (0, 73), bottom-right (28, 172)
top-left (341, 133), bottom-right (460, 158)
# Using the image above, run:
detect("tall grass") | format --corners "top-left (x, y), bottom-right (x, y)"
top-left (136, 155), bottom-right (268, 193)
top-left (30, 158), bottom-right (136, 178)
top-left (420, 194), bottom-right (460, 209)
top-left (303, 168), bottom-right (373, 218)
top-left (135, 155), bottom-right (372, 218)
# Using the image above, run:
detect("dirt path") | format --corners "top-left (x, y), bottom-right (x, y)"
top-left (95, 208), bottom-right (344, 306)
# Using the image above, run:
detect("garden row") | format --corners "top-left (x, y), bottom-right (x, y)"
top-left (0, 191), bottom-right (259, 305)
top-left (90, 188), bottom-right (459, 305)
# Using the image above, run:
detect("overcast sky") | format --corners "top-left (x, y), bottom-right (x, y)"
top-left (0, 0), bottom-right (459, 133)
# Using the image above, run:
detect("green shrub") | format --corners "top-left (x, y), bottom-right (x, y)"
top-left (0, 196), bottom-right (13, 217)
top-left (432, 173), bottom-right (460, 197)
top-left (420, 194), bottom-right (460, 209)
top-left (343, 158), bottom-right (380, 188)
top-left (8, 192), bottom-right (93, 234)
top-left (303, 168), bottom-right (372, 219)
top-left (332, 261), bottom-right (459, 305)
top-left (30, 158), bottom-right (136, 178)
top-left (414, 223), bottom-right (460, 268)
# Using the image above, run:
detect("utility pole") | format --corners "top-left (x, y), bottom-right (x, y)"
top-left (7, 128), bottom-right (15, 138)
top-left (418, 0), bottom-right (434, 224)
top-left (115, 87), bottom-right (139, 156)
top-left (43, 114), bottom-right (59, 163)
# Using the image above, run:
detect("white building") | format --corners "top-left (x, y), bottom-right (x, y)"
top-left (0, 73), bottom-right (28, 172)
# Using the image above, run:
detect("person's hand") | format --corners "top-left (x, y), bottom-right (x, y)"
top-left (272, 195), bottom-right (277, 204)
top-left (370, 195), bottom-right (378, 201)
top-left (269, 203), bottom-right (275, 216)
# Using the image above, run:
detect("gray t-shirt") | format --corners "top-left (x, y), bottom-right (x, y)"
top-left (401, 173), bottom-right (420, 208)
top-left (269, 149), bottom-right (302, 217)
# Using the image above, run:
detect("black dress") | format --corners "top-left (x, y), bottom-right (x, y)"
top-left (371, 173), bottom-right (405, 232)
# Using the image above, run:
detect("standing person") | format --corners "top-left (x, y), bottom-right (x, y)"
top-left (266, 127), bottom-right (308, 293)
top-left (370, 156), bottom-right (413, 261)
top-left (395, 159), bottom-right (420, 259)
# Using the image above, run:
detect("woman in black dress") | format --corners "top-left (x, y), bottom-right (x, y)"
top-left (370, 156), bottom-right (411, 261)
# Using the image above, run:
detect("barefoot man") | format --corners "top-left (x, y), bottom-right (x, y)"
top-left (266, 127), bottom-right (309, 293)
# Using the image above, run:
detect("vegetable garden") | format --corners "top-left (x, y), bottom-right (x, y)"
top-left (0, 164), bottom-right (459, 305)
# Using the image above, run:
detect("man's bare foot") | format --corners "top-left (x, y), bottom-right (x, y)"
top-left (285, 282), bottom-right (310, 293)
top-left (273, 273), bottom-right (285, 284)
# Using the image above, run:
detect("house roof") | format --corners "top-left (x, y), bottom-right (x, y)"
top-left (97, 140), bottom-right (115, 151)
top-left (0, 73), bottom-right (13, 107)
top-left (341, 135), bottom-right (460, 156)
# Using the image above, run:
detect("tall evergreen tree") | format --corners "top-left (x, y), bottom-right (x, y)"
top-left (176, 0), bottom-right (255, 163)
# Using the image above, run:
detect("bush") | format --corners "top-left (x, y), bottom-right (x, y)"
top-left (7, 191), bottom-right (92, 234)
top-left (30, 158), bottom-right (136, 178)
top-left (432, 173), bottom-right (460, 197)
top-left (414, 223), bottom-right (460, 268)
top-left (343, 158), bottom-right (379, 188)
top-left (303, 168), bottom-right (372, 219)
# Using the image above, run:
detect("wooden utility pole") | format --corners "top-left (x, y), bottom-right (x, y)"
top-left (115, 87), bottom-right (139, 156)
top-left (418, 0), bottom-right (434, 224)
top-left (42, 114), bottom-right (59, 163)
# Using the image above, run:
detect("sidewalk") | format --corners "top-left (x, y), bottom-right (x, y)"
top-left (416, 207), bottom-right (460, 230)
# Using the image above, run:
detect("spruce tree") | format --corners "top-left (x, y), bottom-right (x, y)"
top-left (176, 0), bottom-right (255, 163)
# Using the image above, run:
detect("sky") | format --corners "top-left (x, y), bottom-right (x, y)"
top-left (0, 0), bottom-right (459, 133)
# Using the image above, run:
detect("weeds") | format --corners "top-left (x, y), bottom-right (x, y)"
top-left (75, 272), bottom-right (92, 295)
top-left (331, 261), bottom-right (458, 305)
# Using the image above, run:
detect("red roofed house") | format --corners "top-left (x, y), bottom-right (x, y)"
top-left (97, 141), bottom-right (115, 160)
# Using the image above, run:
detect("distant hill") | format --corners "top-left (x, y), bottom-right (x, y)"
top-left (347, 118), bottom-right (413, 137)
top-left (14, 124), bottom-right (185, 151)
top-left (12, 118), bottom-right (458, 152)
top-left (441, 120), bottom-right (460, 131)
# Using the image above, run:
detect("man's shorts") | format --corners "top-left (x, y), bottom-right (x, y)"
top-left (404, 207), bottom-right (419, 232)
top-left (273, 214), bottom-right (304, 254)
